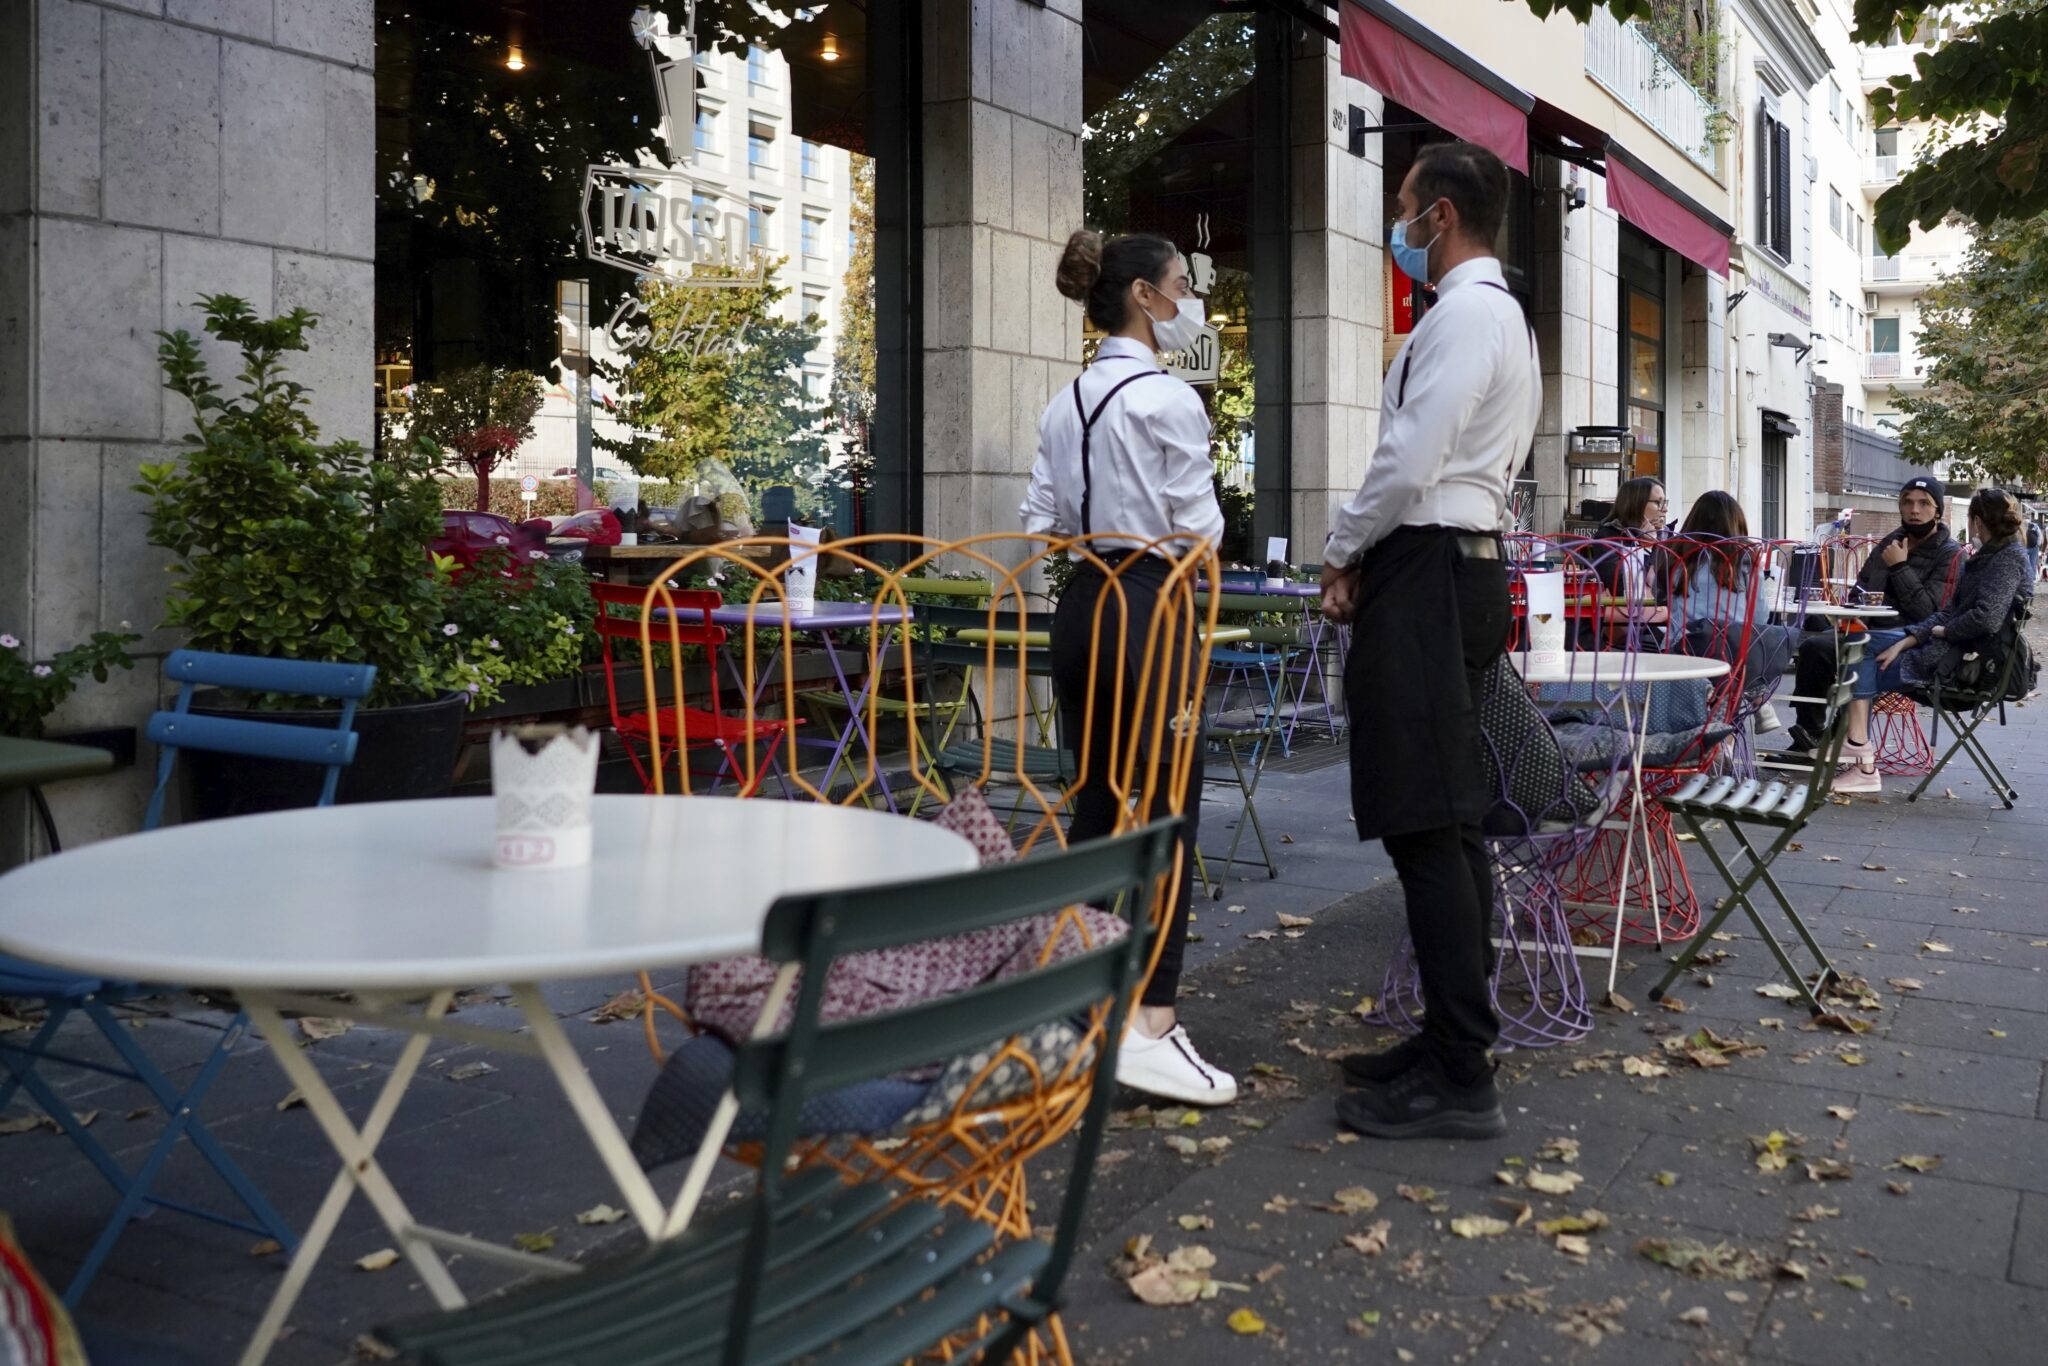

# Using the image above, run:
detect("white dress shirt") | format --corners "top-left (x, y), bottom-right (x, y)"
top-left (1324, 257), bottom-right (1542, 568)
top-left (1020, 336), bottom-right (1225, 553)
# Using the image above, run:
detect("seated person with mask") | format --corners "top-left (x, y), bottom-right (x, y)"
top-left (1785, 475), bottom-right (1962, 753)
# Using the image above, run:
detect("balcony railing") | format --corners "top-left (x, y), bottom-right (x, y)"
top-left (1584, 11), bottom-right (1719, 173)
top-left (1866, 352), bottom-right (1901, 379)
top-left (1871, 252), bottom-right (1901, 281)
top-left (1869, 252), bottom-right (1955, 285)
top-left (1867, 154), bottom-right (1899, 182)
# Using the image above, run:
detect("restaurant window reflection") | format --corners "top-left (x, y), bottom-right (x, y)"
top-left (1081, 4), bottom-right (1283, 561)
top-left (373, 0), bottom-right (911, 537)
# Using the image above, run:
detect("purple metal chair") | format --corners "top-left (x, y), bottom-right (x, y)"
top-left (1373, 645), bottom-right (1634, 1050)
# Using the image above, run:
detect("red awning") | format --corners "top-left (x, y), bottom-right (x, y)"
top-left (1340, 2), bottom-right (1530, 174)
top-left (1606, 147), bottom-right (1731, 278)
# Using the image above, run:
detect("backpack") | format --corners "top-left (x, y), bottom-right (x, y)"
top-left (1947, 599), bottom-right (2038, 702)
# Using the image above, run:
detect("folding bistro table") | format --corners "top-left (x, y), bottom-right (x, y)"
top-left (0, 795), bottom-right (975, 1365)
top-left (1510, 651), bottom-right (1729, 993)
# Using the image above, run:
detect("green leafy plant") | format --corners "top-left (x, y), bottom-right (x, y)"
top-left (405, 364), bottom-right (545, 511)
top-left (431, 550), bottom-right (596, 708)
top-left (140, 296), bottom-right (454, 708)
top-left (0, 629), bottom-right (140, 739)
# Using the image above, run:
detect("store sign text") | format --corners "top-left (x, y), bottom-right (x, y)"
top-left (582, 166), bottom-right (763, 288)
top-left (603, 294), bottom-right (760, 359)
top-left (1162, 324), bottom-right (1222, 386)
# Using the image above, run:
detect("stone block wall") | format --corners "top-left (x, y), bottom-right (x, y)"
top-left (919, 0), bottom-right (1084, 551)
top-left (0, 0), bottom-right (376, 862)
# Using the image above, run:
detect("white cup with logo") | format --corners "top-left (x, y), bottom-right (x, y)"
top-left (492, 725), bottom-right (600, 871)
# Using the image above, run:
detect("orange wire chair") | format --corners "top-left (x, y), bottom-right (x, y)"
top-left (617, 532), bottom-right (1219, 1366)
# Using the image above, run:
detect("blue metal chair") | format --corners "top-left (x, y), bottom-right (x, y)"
top-left (0, 649), bottom-right (375, 1304)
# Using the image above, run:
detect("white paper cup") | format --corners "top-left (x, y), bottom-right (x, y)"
top-left (619, 532), bottom-right (639, 546)
top-left (492, 725), bottom-right (600, 872)
top-left (1525, 570), bottom-right (1567, 656)
top-left (1265, 576), bottom-right (1286, 590)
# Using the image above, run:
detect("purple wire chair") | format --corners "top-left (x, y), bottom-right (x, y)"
top-left (1373, 603), bottom-right (1636, 1050)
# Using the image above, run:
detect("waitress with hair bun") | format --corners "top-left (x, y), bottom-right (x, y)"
top-left (1019, 229), bottom-right (1235, 1107)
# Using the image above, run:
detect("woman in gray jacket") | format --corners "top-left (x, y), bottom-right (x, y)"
top-left (1832, 488), bottom-right (2034, 794)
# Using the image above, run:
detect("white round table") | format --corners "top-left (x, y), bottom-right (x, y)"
top-left (0, 796), bottom-right (974, 990)
top-left (1508, 651), bottom-right (1730, 994)
top-left (0, 796), bottom-right (975, 1364)
top-left (1775, 601), bottom-right (1898, 623)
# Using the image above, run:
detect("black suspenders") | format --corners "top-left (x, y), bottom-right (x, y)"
top-left (1073, 362), bottom-right (1165, 535)
top-left (1395, 281), bottom-right (1534, 407)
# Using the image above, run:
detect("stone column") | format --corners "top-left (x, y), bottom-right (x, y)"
top-left (1286, 31), bottom-right (1383, 560)
top-left (919, 0), bottom-right (1084, 550)
top-left (0, 0), bottom-right (376, 863)
top-left (1677, 260), bottom-right (1728, 510)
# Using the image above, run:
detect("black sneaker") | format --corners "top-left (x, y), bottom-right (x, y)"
top-left (1783, 723), bottom-right (1818, 754)
top-left (1335, 1052), bottom-right (1506, 1140)
top-left (1338, 1034), bottom-right (1428, 1087)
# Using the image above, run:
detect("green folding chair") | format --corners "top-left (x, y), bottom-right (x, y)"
top-left (1648, 638), bottom-right (1864, 1017)
top-left (1195, 724), bottom-right (1281, 898)
top-left (380, 819), bottom-right (1181, 1366)
top-left (1904, 599), bottom-right (2032, 810)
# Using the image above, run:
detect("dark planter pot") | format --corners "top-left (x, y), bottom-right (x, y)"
top-left (182, 689), bottom-right (469, 821)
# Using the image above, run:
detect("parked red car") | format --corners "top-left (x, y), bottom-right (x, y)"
top-left (430, 510), bottom-right (554, 571)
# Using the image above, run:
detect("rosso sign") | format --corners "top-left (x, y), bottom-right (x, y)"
top-left (1161, 323), bottom-right (1221, 386)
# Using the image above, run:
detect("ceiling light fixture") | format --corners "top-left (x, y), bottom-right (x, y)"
top-left (819, 31), bottom-right (840, 62)
top-left (505, 43), bottom-right (526, 71)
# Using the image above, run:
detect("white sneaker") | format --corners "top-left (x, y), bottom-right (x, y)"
top-left (1832, 749), bottom-right (1882, 795)
top-left (1755, 701), bottom-right (1783, 734)
top-left (1116, 1024), bottom-right (1238, 1106)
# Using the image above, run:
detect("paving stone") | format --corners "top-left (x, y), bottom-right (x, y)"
top-left (1757, 1246), bottom-right (2048, 1366)
top-left (1884, 993), bottom-right (2048, 1062)
top-left (2015, 1191), bottom-right (2048, 1290)
top-left (1830, 1102), bottom-right (2048, 1195)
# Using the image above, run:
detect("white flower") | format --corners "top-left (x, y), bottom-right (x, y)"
top-left (563, 625), bottom-right (577, 636)
top-left (442, 623), bottom-right (459, 636)
top-left (488, 638), bottom-right (501, 650)
top-left (32, 664), bottom-right (53, 677)
top-left (465, 681), bottom-right (481, 695)
top-left (528, 550), bottom-right (546, 560)
top-left (494, 534), bottom-right (510, 545)
top-left (0, 634), bottom-right (17, 649)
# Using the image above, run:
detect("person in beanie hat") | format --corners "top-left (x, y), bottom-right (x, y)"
top-left (1785, 474), bottom-right (1962, 751)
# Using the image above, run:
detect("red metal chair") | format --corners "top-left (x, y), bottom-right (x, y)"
top-left (1870, 548), bottom-right (1964, 775)
top-left (589, 580), bottom-right (797, 795)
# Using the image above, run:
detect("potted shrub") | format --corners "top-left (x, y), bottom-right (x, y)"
top-left (138, 297), bottom-right (472, 815)
top-left (0, 629), bottom-right (139, 739)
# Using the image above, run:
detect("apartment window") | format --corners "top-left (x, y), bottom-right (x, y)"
top-left (801, 214), bottom-right (825, 261)
top-left (1874, 127), bottom-right (1901, 160)
top-left (1871, 316), bottom-right (1901, 354)
top-left (802, 369), bottom-right (827, 401)
top-left (692, 190), bottom-right (715, 219)
top-left (1760, 426), bottom-right (1787, 539)
top-left (1851, 213), bottom-right (1863, 253)
top-left (801, 139), bottom-right (823, 181)
top-left (747, 45), bottom-right (771, 88)
top-left (748, 201), bottom-right (773, 247)
top-left (1827, 78), bottom-right (1843, 127)
top-left (802, 289), bottom-right (826, 323)
top-left (1829, 292), bottom-right (1843, 339)
top-left (1757, 104), bottom-right (1792, 258)
top-left (693, 106), bottom-right (719, 153)
top-left (1829, 187), bottom-right (1843, 237)
top-left (747, 122), bottom-right (775, 174)
top-left (1623, 280), bottom-right (1665, 480)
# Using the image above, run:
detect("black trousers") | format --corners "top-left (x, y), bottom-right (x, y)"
top-left (1051, 557), bottom-right (1202, 1008)
top-left (1790, 629), bottom-right (1839, 733)
top-left (1375, 553), bottom-right (1509, 1076)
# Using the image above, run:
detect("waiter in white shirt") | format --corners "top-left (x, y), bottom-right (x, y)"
top-left (1321, 142), bottom-right (1541, 1141)
top-left (1020, 229), bottom-right (1236, 1108)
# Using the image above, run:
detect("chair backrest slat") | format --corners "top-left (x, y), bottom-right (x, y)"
top-left (145, 649), bottom-right (376, 830)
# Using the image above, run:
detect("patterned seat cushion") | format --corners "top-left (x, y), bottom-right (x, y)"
top-left (629, 1034), bottom-right (931, 1172)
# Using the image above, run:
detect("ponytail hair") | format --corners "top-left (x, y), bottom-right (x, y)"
top-left (1055, 229), bottom-right (1180, 334)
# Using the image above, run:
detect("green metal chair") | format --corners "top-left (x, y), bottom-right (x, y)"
top-left (1195, 724), bottom-right (1281, 898)
top-left (1903, 598), bottom-right (2032, 809)
top-left (380, 819), bottom-right (1180, 1366)
top-left (912, 603), bottom-right (1073, 824)
top-left (1647, 638), bottom-right (1865, 1017)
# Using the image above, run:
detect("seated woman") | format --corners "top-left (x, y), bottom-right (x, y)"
top-left (1833, 488), bottom-right (2036, 794)
top-left (1665, 491), bottom-right (1796, 726)
top-left (1579, 475), bottom-right (1670, 648)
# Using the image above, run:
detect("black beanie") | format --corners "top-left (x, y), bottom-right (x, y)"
top-left (1900, 474), bottom-right (1946, 505)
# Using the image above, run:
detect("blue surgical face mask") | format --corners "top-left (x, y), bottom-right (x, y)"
top-left (1389, 200), bottom-right (1445, 282)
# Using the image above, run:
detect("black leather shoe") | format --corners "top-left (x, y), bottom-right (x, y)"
top-left (1338, 1034), bottom-right (1428, 1087)
top-left (1783, 723), bottom-right (1818, 754)
top-left (1335, 1052), bottom-right (1506, 1140)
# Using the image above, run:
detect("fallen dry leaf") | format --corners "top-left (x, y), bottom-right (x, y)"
top-left (1793, 1204), bottom-right (1839, 1223)
top-left (1919, 941), bottom-right (1953, 955)
top-left (1396, 1184), bottom-right (1438, 1203)
top-left (248, 1239), bottom-right (284, 1257)
top-left (355, 1249), bottom-right (401, 1272)
top-left (1342, 1220), bottom-right (1392, 1257)
top-left (1637, 1237), bottom-right (1771, 1281)
top-left (1826, 1105), bottom-right (1858, 1120)
top-left (1321, 1186), bottom-right (1379, 1215)
top-left (445, 1061), bottom-right (497, 1083)
top-left (1804, 1158), bottom-right (1854, 1182)
top-left (1556, 1234), bottom-right (1592, 1257)
top-left (1539, 1136), bottom-right (1582, 1165)
top-left (1177, 1213), bottom-right (1215, 1231)
top-left (1524, 1169), bottom-right (1585, 1197)
top-left (351, 1334), bottom-right (400, 1361)
top-left (1225, 1307), bottom-right (1267, 1335)
top-left (1886, 978), bottom-right (1925, 992)
top-left (297, 1017), bottom-right (352, 1042)
top-left (1536, 1210), bottom-right (1611, 1236)
top-left (588, 989), bottom-right (646, 1024)
top-left (1836, 1273), bottom-right (1869, 1291)
top-left (512, 1231), bottom-right (556, 1253)
top-left (1892, 1154), bottom-right (1943, 1173)
top-left (1450, 1215), bottom-right (1512, 1239)
top-left (1678, 1307), bottom-right (1711, 1327)
top-left (1887, 1180), bottom-right (1913, 1196)
top-left (1897, 1103), bottom-right (1950, 1117)
top-left (1755, 983), bottom-right (1803, 1001)
top-left (1622, 1055), bottom-right (1671, 1078)
top-left (575, 1203), bottom-right (627, 1226)
top-left (1275, 913), bottom-right (1313, 929)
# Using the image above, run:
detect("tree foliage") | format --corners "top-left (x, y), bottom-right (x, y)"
top-left (404, 365), bottom-right (545, 510)
top-left (829, 155), bottom-right (879, 516)
top-left (596, 272), bottom-right (828, 508)
top-left (1892, 214), bottom-right (2048, 487)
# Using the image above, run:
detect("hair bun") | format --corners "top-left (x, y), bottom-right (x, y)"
top-left (1055, 229), bottom-right (1103, 302)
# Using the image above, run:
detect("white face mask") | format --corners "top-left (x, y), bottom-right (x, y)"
top-left (1147, 293), bottom-right (1206, 352)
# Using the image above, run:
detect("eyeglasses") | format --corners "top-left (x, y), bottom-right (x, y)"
top-left (1645, 498), bottom-right (1669, 508)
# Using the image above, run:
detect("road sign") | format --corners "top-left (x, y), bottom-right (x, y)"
top-left (520, 475), bottom-right (539, 492)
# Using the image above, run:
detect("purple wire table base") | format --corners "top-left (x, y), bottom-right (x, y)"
top-left (1373, 833), bottom-right (1593, 1051)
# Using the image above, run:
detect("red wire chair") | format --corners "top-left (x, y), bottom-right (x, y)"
top-left (588, 580), bottom-right (799, 796)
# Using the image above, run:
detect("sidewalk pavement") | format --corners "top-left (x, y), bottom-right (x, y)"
top-left (2, 678), bottom-right (2042, 1364)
